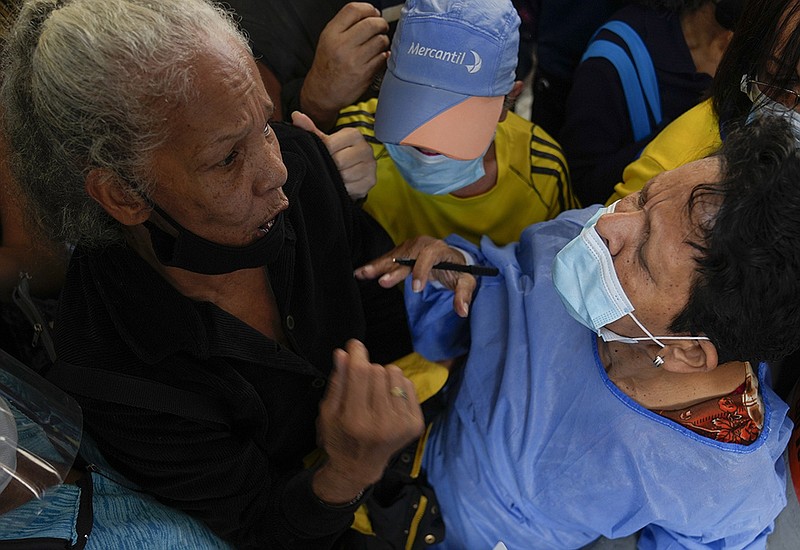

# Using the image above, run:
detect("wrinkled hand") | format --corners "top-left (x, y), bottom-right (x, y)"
top-left (292, 111), bottom-right (376, 200)
top-left (301, 2), bottom-right (389, 130)
top-left (313, 340), bottom-right (424, 504)
top-left (355, 236), bottom-right (477, 318)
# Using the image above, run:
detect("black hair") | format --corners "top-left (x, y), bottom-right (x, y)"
top-left (712, 0), bottom-right (800, 129)
top-left (669, 115), bottom-right (800, 364)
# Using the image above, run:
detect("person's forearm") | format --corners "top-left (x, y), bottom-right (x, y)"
top-left (312, 462), bottom-right (374, 505)
top-left (298, 82), bottom-right (340, 132)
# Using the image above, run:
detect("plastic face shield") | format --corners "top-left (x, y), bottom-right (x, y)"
top-left (0, 348), bottom-right (82, 518)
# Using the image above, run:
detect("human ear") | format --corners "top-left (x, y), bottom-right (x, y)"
top-left (661, 339), bottom-right (719, 374)
top-left (85, 168), bottom-right (151, 226)
top-left (499, 80), bottom-right (525, 122)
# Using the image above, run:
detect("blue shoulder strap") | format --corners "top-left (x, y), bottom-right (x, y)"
top-left (580, 20), bottom-right (662, 142)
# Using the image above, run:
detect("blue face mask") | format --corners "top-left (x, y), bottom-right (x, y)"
top-left (385, 143), bottom-right (485, 195)
top-left (552, 203), bottom-right (708, 347)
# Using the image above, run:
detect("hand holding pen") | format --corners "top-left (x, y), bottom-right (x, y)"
top-left (354, 236), bottom-right (483, 317)
top-left (392, 258), bottom-right (499, 277)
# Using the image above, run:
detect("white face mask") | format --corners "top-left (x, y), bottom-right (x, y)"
top-left (552, 203), bottom-right (709, 349)
top-left (742, 74), bottom-right (800, 142)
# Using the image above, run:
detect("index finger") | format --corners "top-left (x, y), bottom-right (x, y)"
top-left (453, 273), bottom-right (477, 318)
top-left (354, 251), bottom-right (410, 286)
top-left (322, 126), bottom-right (363, 158)
top-left (345, 13), bottom-right (390, 47)
top-left (327, 2), bottom-right (384, 33)
top-left (324, 347), bottom-right (350, 411)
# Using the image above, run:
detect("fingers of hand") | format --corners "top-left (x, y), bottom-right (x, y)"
top-left (328, 2), bottom-right (383, 34)
top-left (323, 11), bottom-right (388, 63)
top-left (332, 138), bottom-right (376, 198)
top-left (343, 170), bottom-right (375, 200)
top-left (453, 276), bottom-right (477, 317)
top-left (344, 338), bottom-right (370, 363)
top-left (346, 11), bottom-right (390, 46)
top-left (324, 349), bottom-right (422, 445)
top-left (324, 127), bottom-right (370, 160)
top-left (406, 238), bottom-right (464, 292)
top-left (385, 366), bottom-right (425, 438)
top-left (355, 237), bottom-right (443, 286)
top-left (291, 111), bottom-right (326, 139)
top-left (321, 347), bottom-right (349, 414)
top-left (353, 249), bottom-right (408, 281)
top-left (352, 28), bottom-right (390, 59)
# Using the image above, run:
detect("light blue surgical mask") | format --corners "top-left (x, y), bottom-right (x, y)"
top-left (742, 75), bottom-right (800, 142)
top-left (385, 143), bottom-right (485, 195)
top-left (552, 203), bottom-right (708, 348)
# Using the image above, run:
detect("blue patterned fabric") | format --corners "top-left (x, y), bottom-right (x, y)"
top-left (0, 471), bottom-right (233, 549)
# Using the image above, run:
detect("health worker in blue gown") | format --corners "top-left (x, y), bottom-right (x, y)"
top-left (356, 116), bottom-right (800, 549)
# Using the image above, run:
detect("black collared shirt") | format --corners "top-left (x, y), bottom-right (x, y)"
top-left (52, 123), bottom-right (410, 549)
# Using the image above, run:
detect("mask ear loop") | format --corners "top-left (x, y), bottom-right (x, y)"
top-left (628, 312), bottom-right (668, 368)
top-left (629, 312), bottom-right (666, 348)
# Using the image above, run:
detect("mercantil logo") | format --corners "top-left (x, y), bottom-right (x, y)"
top-left (465, 50), bottom-right (482, 74)
top-left (406, 42), bottom-right (482, 74)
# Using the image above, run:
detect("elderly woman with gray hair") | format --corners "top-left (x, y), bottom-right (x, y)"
top-left (0, 0), bottom-right (424, 548)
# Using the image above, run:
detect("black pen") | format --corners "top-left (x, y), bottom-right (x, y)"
top-left (393, 258), bottom-right (499, 277)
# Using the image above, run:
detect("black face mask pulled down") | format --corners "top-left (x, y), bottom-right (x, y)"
top-left (143, 202), bottom-right (286, 275)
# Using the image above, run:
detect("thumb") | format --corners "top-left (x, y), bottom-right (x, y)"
top-left (291, 111), bottom-right (327, 140)
top-left (324, 348), bottom-right (348, 407)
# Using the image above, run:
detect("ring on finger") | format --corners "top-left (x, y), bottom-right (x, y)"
top-left (390, 386), bottom-right (409, 401)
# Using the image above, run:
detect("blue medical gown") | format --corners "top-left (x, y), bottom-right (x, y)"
top-left (406, 207), bottom-right (792, 550)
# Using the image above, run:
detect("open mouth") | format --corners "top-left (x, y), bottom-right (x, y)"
top-left (257, 218), bottom-right (276, 236)
top-left (415, 147), bottom-right (441, 157)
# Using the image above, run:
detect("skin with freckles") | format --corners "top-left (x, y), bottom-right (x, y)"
top-left (592, 157), bottom-right (741, 407)
top-left (86, 36), bottom-right (292, 329)
top-left (141, 37), bottom-right (289, 249)
top-left (598, 157), bottom-right (720, 340)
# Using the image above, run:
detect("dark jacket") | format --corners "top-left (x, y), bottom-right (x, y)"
top-left (50, 123), bottom-right (411, 549)
top-left (559, 4), bottom-right (713, 206)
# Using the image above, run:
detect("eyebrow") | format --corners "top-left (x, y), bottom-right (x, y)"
top-left (196, 104), bottom-right (275, 171)
top-left (638, 179), bottom-right (652, 208)
top-left (637, 180), bottom-right (654, 278)
top-left (208, 126), bottom-right (249, 148)
top-left (207, 103), bottom-right (274, 148)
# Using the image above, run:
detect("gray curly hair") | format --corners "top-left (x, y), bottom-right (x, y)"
top-left (1, 0), bottom-right (250, 246)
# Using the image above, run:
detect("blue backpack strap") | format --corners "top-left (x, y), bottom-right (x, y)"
top-left (601, 21), bottom-right (662, 125)
top-left (580, 20), bottom-right (661, 142)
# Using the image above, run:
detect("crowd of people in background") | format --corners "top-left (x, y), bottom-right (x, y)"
top-left (0, 0), bottom-right (799, 549)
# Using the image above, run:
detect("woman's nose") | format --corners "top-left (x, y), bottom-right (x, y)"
top-left (253, 140), bottom-right (285, 196)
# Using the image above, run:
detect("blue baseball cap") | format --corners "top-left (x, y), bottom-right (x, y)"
top-left (374, 0), bottom-right (520, 160)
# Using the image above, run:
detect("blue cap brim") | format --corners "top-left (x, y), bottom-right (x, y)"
top-left (375, 68), bottom-right (470, 146)
top-left (375, 69), bottom-right (501, 158)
